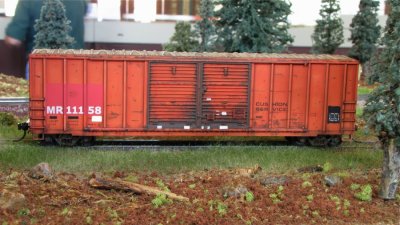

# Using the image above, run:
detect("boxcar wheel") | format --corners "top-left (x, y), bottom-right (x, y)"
top-left (285, 137), bottom-right (308, 146)
top-left (40, 135), bottom-right (55, 146)
top-left (307, 136), bottom-right (329, 147)
top-left (81, 136), bottom-right (95, 147)
top-left (327, 135), bottom-right (342, 147)
top-left (54, 134), bottom-right (80, 147)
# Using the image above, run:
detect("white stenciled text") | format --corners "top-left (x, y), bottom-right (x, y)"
top-left (46, 106), bottom-right (102, 115)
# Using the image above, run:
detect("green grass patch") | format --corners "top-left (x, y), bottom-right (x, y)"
top-left (356, 106), bottom-right (364, 118)
top-left (358, 86), bottom-right (375, 95)
top-left (0, 141), bottom-right (383, 173)
top-left (0, 126), bottom-right (383, 174)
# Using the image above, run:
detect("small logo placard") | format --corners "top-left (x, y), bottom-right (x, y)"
top-left (328, 106), bottom-right (340, 123)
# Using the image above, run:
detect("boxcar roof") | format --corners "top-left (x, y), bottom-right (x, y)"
top-left (31, 49), bottom-right (356, 61)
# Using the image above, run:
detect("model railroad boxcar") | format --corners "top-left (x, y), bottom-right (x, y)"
top-left (28, 49), bottom-right (358, 146)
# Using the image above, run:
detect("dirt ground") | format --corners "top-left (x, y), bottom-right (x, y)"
top-left (1, 167), bottom-right (399, 225)
top-left (0, 74), bottom-right (28, 97)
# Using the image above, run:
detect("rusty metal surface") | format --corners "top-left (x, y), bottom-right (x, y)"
top-left (201, 63), bottom-right (250, 129)
top-left (0, 97), bottom-right (29, 117)
top-left (31, 49), bottom-right (356, 61)
top-left (28, 50), bottom-right (359, 140)
top-left (149, 63), bottom-right (198, 129)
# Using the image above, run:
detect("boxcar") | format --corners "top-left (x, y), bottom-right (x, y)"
top-left (27, 49), bottom-right (358, 146)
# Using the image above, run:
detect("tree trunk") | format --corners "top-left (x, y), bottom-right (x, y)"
top-left (89, 177), bottom-right (189, 202)
top-left (380, 138), bottom-right (400, 200)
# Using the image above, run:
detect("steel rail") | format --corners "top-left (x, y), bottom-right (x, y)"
top-left (0, 97), bottom-right (29, 104)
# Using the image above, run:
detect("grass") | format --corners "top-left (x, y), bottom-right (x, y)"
top-left (1, 140), bottom-right (382, 174)
top-left (356, 106), bottom-right (364, 118)
top-left (0, 125), bottom-right (382, 174)
top-left (357, 86), bottom-right (375, 96)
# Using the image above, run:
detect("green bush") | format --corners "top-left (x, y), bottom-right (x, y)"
top-left (151, 194), bottom-right (172, 208)
top-left (354, 184), bottom-right (372, 201)
top-left (245, 191), bottom-right (254, 202)
top-left (0, 112), bottom-right (17, 126)
top-left (323, 162), bottom-right (333, 172)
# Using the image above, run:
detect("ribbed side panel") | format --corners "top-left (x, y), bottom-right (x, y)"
top-left (149, 63), bottom-right (197, 128)
top-left (202, 64), bottom-right (249, 128)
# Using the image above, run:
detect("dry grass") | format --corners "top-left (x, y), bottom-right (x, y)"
top-left (0, 73), bottom-right (28, 97)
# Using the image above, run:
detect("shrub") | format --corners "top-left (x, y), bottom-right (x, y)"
top-left (245, 191), bottom-right (255, 202)
top-left (0, 112), bottom-right (17, 126)
top-left (354, 184), bottom-right (372, 201)
top-left (151, 194), bottom-right (172, 208)
top-left (323, 162), bottom-right (333, 172)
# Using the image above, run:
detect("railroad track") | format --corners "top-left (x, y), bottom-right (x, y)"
top-left (2, 137), bottom-right (375, 150)
top-left (0, 97), bottom-right (29, 117)
top-left (83, 139), bottom-right (375, 151)
top-left (0, 97), bottom-right (29, 104)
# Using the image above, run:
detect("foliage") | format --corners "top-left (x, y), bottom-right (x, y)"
top-left (164, 22), bottom-right (199, 52)
top-left (151, 194), bottom-right (172, 208)
top-left (354, 184), bottom-right (373, 201)
top-left (17, 208), bottom-right (30, 217)
top-left (348, 0), bottom-right (381, 64)
top-left (0, 112), bottom-right (17, 126)
top-left (245, 191), bottom-right (255, 202)
top-left (0, 122), bottom-right (384, 173)
top-left (306, 194), bottom-right (314, 202)
top-left (214, 0), bottom-right (293, 53)
top-left (350, 183), bottom-right (361, 191)
top-left (363, 0), bottom-right (400, 140)
top-left (311, 210), bottom-right (320, 217)
top-left (269, 185), bottom-right (284, 203)
top-left (335, 171), bottom-right (350, 178)
top-left (124, 174), bottom-right (138, 183)
top-left (208, 200), bottom-right (228, 216)
top-left (358, 86), bottom-right (375, 95)
top-left (329, 195), bottom-right (341, 210)
top-left (195, 0), bottom-right (215, 52)
top-left (311, 0), bottom-right (344, 54)
top-left (216, 202), bottom-right (228, 216)
top-left (156, 179), bottom-right (170, 192)
top-left (60, 207), bottom-right (71, 216)
top-left (323, 162), bottom-right (333, 172)
top-left (302, 181), bottom-right (312, 188)
top-left (34, 0), bottom-right (74, 49)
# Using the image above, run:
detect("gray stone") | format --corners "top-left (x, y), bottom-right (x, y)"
top-left (324, 175), bottom-right (342, 187)
top-left (28, 162), bottom-right (54, 180)
top-left (0, 189), bottom-right (26, 210)
top-left (259, 176), bottom-right (288, 186)
top-left (222, 186), bottom-right (248, 198)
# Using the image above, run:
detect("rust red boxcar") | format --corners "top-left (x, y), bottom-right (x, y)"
top-left (28, 49), bottom-right (358, 146)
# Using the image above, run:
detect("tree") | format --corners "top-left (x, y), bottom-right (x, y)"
top-left (214, 0), bottom-right (293, 53)
top-left (349, 0), bottom-right (381, 64)
top-left (363, 0), bottom-right (400, 200)
top-left (195, 0), bottom-right (215, 52)
top-left (34, 0), bottom-right (74, 49)
top-left (311, 0), bottom-right (344, 54)
top-left (348, 0), bottom-right (381, 81)
top-left (164, 22), bottom-right (199, 52)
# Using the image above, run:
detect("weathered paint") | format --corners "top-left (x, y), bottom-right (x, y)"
top-left (29, 50), bottom-right (359, 139)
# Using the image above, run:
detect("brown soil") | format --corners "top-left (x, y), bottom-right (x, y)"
top-left (1, 168), bottom-right (399, 225)
top-left (0, 74), bottom-right (28, 97)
